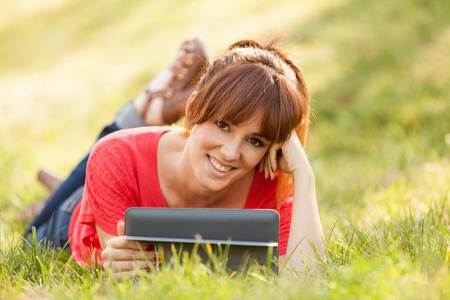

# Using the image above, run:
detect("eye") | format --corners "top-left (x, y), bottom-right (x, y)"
top-left (248, 137), bottom-right (264, 147)
top-left (215, 121), bottom-right (229, 131)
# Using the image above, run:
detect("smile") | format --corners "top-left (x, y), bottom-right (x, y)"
top-left (208, 155), bottom-right (234, 173)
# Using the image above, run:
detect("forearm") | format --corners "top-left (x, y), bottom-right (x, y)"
top-left (282, 168), bottom-right (325, 273)
top-left (96, 224), bottom-right (117, 251)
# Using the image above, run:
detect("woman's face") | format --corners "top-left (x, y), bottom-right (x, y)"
top-left (187, 110), bottom-right (271, 192)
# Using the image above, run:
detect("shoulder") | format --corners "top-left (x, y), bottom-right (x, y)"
top-left (158, 126), bottom-right (187, 153)
top-left (90, 126), bottom-right (172, 155)
top-left (86, 126), bottom-right (172, 172)
top-left (96, 126), bottom-right (171, 146)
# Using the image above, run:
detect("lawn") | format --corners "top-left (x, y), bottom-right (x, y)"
top-left (1, 0), bottom-right (449, 298)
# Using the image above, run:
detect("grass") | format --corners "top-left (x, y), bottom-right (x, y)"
top-left (1, 0), bottom-right (449, 298)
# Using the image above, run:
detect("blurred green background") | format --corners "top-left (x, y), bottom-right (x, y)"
top-left (1, 0), bottom-right (449, 244)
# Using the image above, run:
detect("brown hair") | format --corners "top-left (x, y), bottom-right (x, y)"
top-left (186, 36), bottom-right (310, 207)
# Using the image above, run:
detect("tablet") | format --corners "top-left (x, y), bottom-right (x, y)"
top-left (124, 208), bottom-right (279, 273)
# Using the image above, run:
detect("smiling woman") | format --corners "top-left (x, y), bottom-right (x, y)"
top-left (25, 36), bottom-right (325, 281)
top-left (184, 109), bottom-right (270, 197)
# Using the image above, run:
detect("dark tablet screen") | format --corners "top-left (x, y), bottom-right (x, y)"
top-left (124, 208), bottom-right (279, 272)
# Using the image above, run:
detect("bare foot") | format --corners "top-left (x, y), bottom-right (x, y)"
top-left (37, 169), bottom-right (64, 193)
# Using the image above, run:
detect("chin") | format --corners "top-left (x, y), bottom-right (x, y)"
top-left (198, 177), bottom-right (233, 192)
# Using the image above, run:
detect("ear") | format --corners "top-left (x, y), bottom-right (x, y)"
top-left (185, 91), bottom-right (197, 118)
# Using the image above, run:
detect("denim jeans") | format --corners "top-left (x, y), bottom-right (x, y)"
top-left (25, 122), bottom-right (120, 245)
top-left (30, 186), bottom-right (84, 249)
top-left (25, 101), bottom-right (147, 248)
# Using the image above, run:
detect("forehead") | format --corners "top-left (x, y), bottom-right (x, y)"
top-left (227, 110), bottom-right (268, 138)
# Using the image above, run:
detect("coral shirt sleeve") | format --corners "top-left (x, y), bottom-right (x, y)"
top-left (244, 171), bottom-right (293, 256)
top-left (84, 136), bottom-right (138, 235)
top-left (278, 196), bottom-right (293, 256)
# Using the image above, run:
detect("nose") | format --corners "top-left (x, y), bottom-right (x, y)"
top-left (220, 137), bottom-right (241, 161)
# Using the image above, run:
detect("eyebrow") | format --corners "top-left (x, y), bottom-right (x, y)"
top-left (251, 132), bottom-right (271, 142)
top-left (224, 119), bottom-right (271, 142)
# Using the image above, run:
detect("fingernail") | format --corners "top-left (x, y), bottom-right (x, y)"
top-left (146, 245), bottom-right (154, 251)
top-left (271, 167), bottom-right (274, 173)
top-left (146, 268), bottom-right (151, 273)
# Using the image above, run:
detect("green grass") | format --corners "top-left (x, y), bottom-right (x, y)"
top-left (1, 0), bottom-right (449, 298)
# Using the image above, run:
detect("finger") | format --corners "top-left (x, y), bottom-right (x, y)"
top-left (268, 144), bottom-right (279, 180)
top-left (264, 144), bottom-right (275, 179)
top-left (108, 235), bottom-right (152, 252)
top-left (265, 152), bottom-right (271, 180)
top-left (267, 148), bottom-right (274, 179)
top-left (103, 242), bottom-right (155, 264)
top-left (258, 156), bottom-right (264, 173)
top-left (104, 248), bottom-right (156, 261)
top-left (112, 270), bottom-right (142, 282)
top-left (108, 259), bottom-right (162, 273)
top-left (258, 157), bottom-right (265, 174)
top-left (117, 221), bottom-right (125, 236)
top-left (263, 153), bottom-right (268, 179)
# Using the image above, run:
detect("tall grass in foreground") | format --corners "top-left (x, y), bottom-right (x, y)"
top-left (1, 0), bottom-right (449, 298)
top-left (1, 184), bottom-right (449, 299)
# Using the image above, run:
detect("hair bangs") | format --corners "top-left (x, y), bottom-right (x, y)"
top-left (259, 76), bottom-right (304, 143)
top-left (191, 63), bottom-right (274, 126)
top-left (188, 63), bottom-right (304, 144)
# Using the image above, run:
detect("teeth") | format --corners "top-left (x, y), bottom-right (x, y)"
top-left (209, 156), bottom-right (232, 172)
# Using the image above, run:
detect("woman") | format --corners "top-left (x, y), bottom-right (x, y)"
top-left (25, 38), bottom-right (209, 239)
top-left (29, 37), bottom-right (325, 280)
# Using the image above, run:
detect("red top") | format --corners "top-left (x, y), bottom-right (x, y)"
top-left (68, 127), bottom-right (292, 266)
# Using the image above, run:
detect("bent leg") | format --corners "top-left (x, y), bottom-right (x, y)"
top-left (26, 122), bottom-right (120, 234)
top-left (29, 186), bottom-right (84, 250)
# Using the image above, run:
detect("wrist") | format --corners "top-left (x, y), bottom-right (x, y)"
top-left (290, 165), bottom-right (313, 181)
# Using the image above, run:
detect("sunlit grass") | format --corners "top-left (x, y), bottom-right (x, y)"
top-left (1, 0), bottom-right (449, 298)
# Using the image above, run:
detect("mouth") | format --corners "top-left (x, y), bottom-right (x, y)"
top-left (208, 155), bottom-right (235, 173)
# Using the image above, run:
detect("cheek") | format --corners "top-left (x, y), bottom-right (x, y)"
top-left (242, 148), bottom-right (268, 168)
top-left (191, 127), bottom-right (216, 149)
